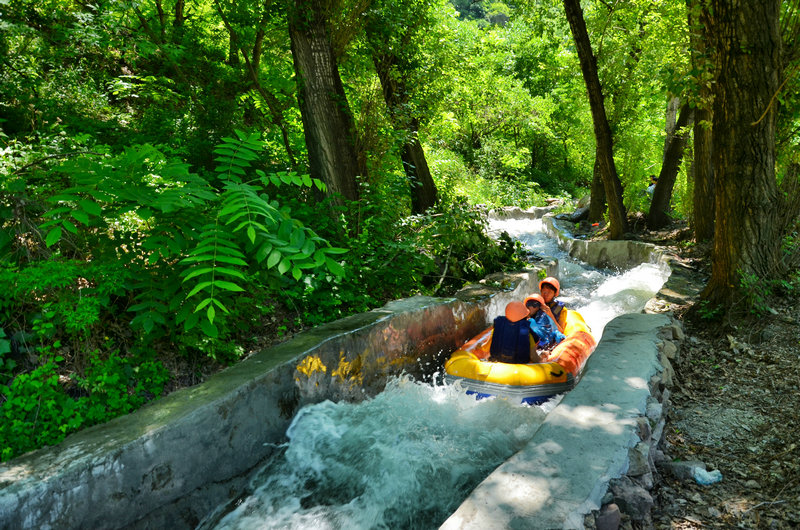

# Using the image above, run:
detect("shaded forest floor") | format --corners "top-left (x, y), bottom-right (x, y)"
top-left (600, 220), bottom-right (800, 529)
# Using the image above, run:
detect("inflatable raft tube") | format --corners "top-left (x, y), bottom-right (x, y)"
top-left (444, 308), bottom-right (597, 405)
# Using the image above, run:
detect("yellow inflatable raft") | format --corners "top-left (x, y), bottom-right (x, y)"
top-left (444, 308), bottom-right (596, 404)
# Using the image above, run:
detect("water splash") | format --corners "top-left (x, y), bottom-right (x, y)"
top-left (211, 376), bottom-right (545, 530)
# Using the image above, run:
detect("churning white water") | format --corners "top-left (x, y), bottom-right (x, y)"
top-left (202, 216), bottom-right (670, 530)
top-left (488, 217), bottom-right (670, 339)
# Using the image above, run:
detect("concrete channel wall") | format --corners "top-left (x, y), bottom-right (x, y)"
top-left (0, 262), bottom-right (554, 530)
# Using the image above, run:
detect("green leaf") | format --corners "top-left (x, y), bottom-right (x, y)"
top-left (278, 258), bottom-right (290, 275)
top-left (266, 249), bottom-right (281, 269)
top-left (182, 267), bottom-right (214, 282)
top-left (246, 225), bottom-right (256, 244)
top-left (71, 209), bottom-right (90, 225)
top-left (45, 227), bottom-right (62, 247)
top-left (325, 258), bottom-right (345, 277)
top-left (187, 281), bottom-right (213, 298)
top-left (200, 319), bottom-right (218, 338)
top-left (324, 247), bottom-right (349, 255)
top-left (214, 281), bottom-right (245, 292)
top-left (61, 219), bottom-right (78, 234)
top-left (291, 267), bottom-right (302, 280)
top-left (207, 304), bottom-right (216, 324)
top-left (79, 199), bottom-right (103, 216)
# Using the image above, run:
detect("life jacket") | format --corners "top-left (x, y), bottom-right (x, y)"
top-left (547, 300), bottom-right (566, 327)
top-left (530, 311), bottom-right (566, 350)
top-left (490, 316), bottom-right (532, 364)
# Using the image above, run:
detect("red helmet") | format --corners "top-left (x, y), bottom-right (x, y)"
top-left (523, 294), bottom-right (546, 312)
top-left (504, 301), bottom-right (529, 323)
top-left (539, 277), bottom-right (560, 297)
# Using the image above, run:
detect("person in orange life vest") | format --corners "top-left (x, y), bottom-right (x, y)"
top-left (539, 276), bottom-right (567, 333)
top-left (489, 301), bottom-right (537, 364)
top-left (523, 294), bottom-right (565, 350)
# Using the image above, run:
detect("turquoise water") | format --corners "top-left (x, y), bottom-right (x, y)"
top-left (207, 377), bottom-right (548, 529)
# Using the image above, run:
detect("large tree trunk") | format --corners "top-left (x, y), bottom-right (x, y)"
top-left (588, 154), bottom-right (606, 222)
top-left (373, 53), bottom-right (438, 213)
top-left (288, 0), bottom-right (362, 204)
top-left (692, 104), bottom-right (715, 241)
top-left (703, 0), bottom-right (782, 306)
top-left (689, 0), bottom-right (715, 241)
top-left (648, 101), bottom-right (694, 229)
top-left (563, 0), bottom-right (628, 239)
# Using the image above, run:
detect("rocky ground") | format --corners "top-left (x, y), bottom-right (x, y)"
top-left (610, 222), bottom-right (800, 529)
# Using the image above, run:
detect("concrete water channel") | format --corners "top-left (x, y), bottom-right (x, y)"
top-left (0, 209), bottom-right (701, 529)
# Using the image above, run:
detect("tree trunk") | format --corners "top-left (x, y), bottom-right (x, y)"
top-left (288, 0), bottom-right (362, 204)
top-left (373, 52), bottom-right (438, 213)
top-left (648, 101), bottom-right (694, 229)
top-left (401, 120), bottom-right (438, 213)
top-left (689, 0), bottom-right (715, 241)
top-left (588, 154), bottom-right (606, 222)
top-left (702, 0), bottom-right (782, 307)
top-left (562, 0), bottom-right (628, 239)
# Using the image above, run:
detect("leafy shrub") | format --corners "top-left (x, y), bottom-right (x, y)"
top-left (0, 350), bottom-right (168, 462)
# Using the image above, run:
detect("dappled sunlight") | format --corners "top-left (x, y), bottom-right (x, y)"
top-left (547, 404), bottom-right (631, 435)
top-left (624, 376), bottom-right (648, 390)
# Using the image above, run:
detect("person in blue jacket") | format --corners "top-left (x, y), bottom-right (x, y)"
top-left (524, 294), bottom-right (565, 351)
top-left (489, 301), bottom-right (535, 364)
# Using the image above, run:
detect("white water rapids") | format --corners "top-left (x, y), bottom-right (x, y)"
top-left (201, 217), bottom-right (670, 530)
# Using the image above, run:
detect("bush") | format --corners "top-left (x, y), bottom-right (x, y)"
top-left (0, 350), bottom-right (168, 462)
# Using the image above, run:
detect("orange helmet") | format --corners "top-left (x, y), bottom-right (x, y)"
top-left (504, 301), bottom-right (529, 323)
top-left (539, 276), bottom-right (560, 297)
top-left (523, 294), bottom-right (546, 313)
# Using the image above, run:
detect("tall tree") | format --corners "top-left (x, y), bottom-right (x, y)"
top-left (366, 0), bottom-right (438, 213)
top-left (648, 100), bottom-right (694, 229)
top-left (288, 0), bottom-right (362, 205)
top-left (562, 0), bottom-right (628, 239)
top-left (703, 0), bottom-right (782, 306)
top-left (213, 0), bottom-right (298, 169)
top-left (688, 0), bottom-right (715, 242)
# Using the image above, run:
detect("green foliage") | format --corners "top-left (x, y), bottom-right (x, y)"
top-left (738, 270), bottom-right (770, 316)
top-left (696, 300), bottom-right (722, 321)
top-left (0, 350), bottom-right (168, 461)
top-left (0, 328), bottom-right (14, 381)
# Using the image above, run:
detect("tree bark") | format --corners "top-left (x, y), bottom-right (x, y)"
top-left (648, 101), bottom-right (694, 229)
top-left (703, 0), bottom-right (782, 306)
top-left (400, 120), bottom-right (438, 213)
top-left (562, 0), bottom-right (628, 239)
top-left (588, 154), bottom-right (606, 222)
top-left (689, 0), bottom-right (715, 242)
top-left (372, 52), bottom-right (438, 213)
top-left (288, 0), bottom-right (362, 204)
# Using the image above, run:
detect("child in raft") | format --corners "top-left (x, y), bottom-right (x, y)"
top-left (524, 294), bottom-right (565, 350)
top-left (538, 276), bottom-right (568, 333)
top-left (488, 301), bottom-right (537, 364)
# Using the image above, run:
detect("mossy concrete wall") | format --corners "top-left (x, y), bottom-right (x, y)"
top-left (0, 266), bottom-right (553, 530)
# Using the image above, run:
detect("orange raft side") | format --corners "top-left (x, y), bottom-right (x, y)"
top-left (540, 309), bottom-right (596, 377)
top-left (448, 308), bottom-right (597, 378)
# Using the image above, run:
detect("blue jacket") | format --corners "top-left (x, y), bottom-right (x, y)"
top-left (490, 316), bottom-right (532, 364)
top-left (529, 311), bottom-right (566, 350)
